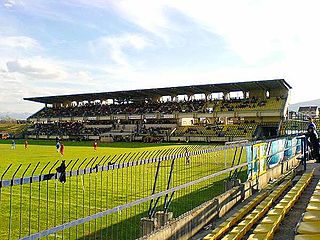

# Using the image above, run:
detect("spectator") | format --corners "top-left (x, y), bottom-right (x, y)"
top-left (306, 126), bottom-right (320, 162)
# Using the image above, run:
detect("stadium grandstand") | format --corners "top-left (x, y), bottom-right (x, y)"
top-left (24, 79), bottom-right (291, 142)
top-left (3, 78), bottom-right (320, 240)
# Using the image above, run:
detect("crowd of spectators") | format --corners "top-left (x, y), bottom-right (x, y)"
top-left (219, 97), bottom-right (261, 111)
top-left (30, 96), bottom-right (285, 119)
top-left (27, 115), bottom-right (180, 138)
top-left (28, 122), bottom-right (111, 137)
top-left (137, 125), bottom-right (171, 136)
top-left (30, 100), bottom-right (207, 119)
top-left (26, 96), bottom-right (285, 139)
top-left (29, 122), bottom-right (80, 136)
top-left (207, 97), bottom-right (278, 112)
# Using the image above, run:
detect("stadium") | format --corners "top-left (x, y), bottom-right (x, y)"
top-left (4, 0), bottom-right (320, 239)
top-left (0, 78), bottom-right (319, 240)
top-left (24, 79), bottom-right (290, 143)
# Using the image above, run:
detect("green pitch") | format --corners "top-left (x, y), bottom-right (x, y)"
top-left (0, 140), bottom-right (187, 175)
top-left (0, 140), bottom-right (245, 239)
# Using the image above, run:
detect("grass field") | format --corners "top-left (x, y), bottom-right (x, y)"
top-left (0, 140), bottom-right (188, 175)
top-left (0, 141), bottom-right (246, 240)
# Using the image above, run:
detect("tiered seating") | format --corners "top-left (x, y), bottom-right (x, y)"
top-left (203, 171), bottom-right (314, 240)
top-left (314, 119), bottom-right (320, 129)
top-left (223, 124), bottom-right (258, 138)
top-left (221, 181), bottom-right (291, 240)
top-left (248, 171), bottom-right (314, 240)
top-left (267, 97), bottom-right (284, 109)
top-left (203, 179), bottom-right (292, 240)
top-left (295, 178), bottom-right (320, 239)
top-left (282, 120), bottom-right (308, 134)
top-left (172, 124), bottom-right (257, 139)
top-left (202, 126), bottom-right (223, 137)
top-left (203, 192), bottom-right (269, 240)
top-left (28, 122), bottom-right (112, 136)
top-left (173, 126), bottom-right (221, 137)
top-left (30, 100), bottom-right (207, 119)
top-left (205, 97), bottom-right (285, 113)
top-left (173, 126), bottom-right (189, 136)
top-left (30, 96), bottom-right (286, 120)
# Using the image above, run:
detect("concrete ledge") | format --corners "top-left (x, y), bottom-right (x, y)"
top-left (140, 155), bottom-right (301, 240)
top-left (140, 185), bottom-right (248, 240)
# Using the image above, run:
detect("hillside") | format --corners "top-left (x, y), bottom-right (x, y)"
top-left (0, 112), bottom-right (31, 120)
top-left (0, 123), bottom-right (29, 134)
top-left (289, 99), bottom-right (320, 112)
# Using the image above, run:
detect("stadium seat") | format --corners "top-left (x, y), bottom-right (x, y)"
top-left (207, 180), bottom-right (291, 240)
top-left (221, 232), bottom-right (239, 240)
top-left (203, 169), bottom-right (309, 240)
top-left (267, 208), bottom-right (284, 216)
top-left (251, 171), bottom-right (314, 239)
top-left (247, 233), bottom-right (270, 240)
top-left (311, 190), bottom-right (320, 196)
top-left (202, 180), bottom-right (293, 240)
top-left (260, 214), bottom-right (283, 224)
top-left (202, 191), bottom-right (269, 240)
top-left (295, 234), bottom-right (320, 240)
top-left (309, 196), bottom-right (320, 202)
top-left (296, 222), bottom-right (320, 234)
top-left (294, 176), bottom-right (320, 239)
top-left (253, 223), bottom-right (277, 234)
top-left (303, 211), bottom-right (320, 222)
top-left (306, 203), bottom-right (320, 211)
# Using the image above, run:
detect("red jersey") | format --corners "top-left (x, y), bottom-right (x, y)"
top-left (60, 144), bottom-right (65, 155)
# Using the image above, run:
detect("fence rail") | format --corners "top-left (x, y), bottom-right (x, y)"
top-left (0, 136), bottom-right (303, 240)
top-left (21, 162), bottom-right (249, 240)
top-left (0, 143), bottom-right (251, 188)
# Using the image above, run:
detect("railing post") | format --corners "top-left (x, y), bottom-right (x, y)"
top-left (297, 135), bottom-right (307, 172)
top-left (302, 136), bottom-right (307, 171)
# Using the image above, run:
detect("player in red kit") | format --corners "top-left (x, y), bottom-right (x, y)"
top-left (60, 143), bottom-right (65, 156)
top-left (93, 141), bottom-right (98, 151)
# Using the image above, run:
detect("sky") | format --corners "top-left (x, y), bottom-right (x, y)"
top-left (1, 0), bottom-right (320, 116)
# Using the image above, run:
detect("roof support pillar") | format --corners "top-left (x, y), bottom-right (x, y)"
top-left (223, 92), bottom-right (230, 100)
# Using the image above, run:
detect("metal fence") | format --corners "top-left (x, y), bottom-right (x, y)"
top-left (0, 137), bottom-right (303, 240)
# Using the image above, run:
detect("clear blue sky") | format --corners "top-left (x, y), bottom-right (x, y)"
top-left (1, 0), bottom-right (320, 114)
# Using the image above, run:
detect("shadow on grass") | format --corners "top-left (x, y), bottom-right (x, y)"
top-left (77, 175), bottom-right (239, 240)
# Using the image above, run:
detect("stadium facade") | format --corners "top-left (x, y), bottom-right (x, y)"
top-left (24, 79), bottom-right (291, 142)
